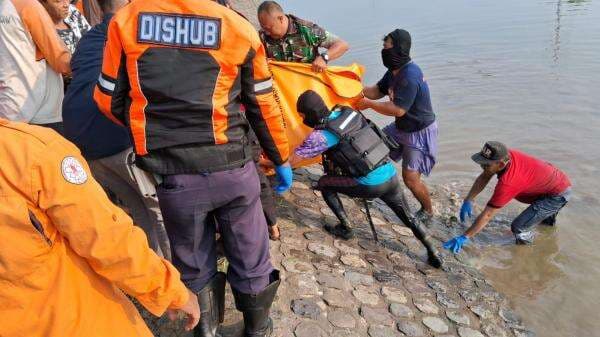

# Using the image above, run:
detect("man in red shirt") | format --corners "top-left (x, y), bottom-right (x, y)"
top-left (444, 141), bottom-right (572, 251)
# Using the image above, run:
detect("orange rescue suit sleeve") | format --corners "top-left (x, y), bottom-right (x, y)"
top-left (94, 18), bottom-right (130, 127)
top-left (30, 137), bottom-right (188, 316)
top-left (240, 29), bottom-right (290, 166)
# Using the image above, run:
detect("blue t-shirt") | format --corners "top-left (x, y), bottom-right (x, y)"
top-left (323, 111), bottom-right (397, 186)
top-left (377, 62), bottom-right (435, 133)
top-left (62, 15), bottom-right (131, 160)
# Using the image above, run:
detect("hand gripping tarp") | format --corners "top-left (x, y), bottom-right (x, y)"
top-left (267, 61), bottom-right (365, 171)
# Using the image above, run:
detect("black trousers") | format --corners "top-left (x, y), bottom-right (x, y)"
top-left (317, 175), bottom-right (429, 243)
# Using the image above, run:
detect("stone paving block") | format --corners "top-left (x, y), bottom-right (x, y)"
top-left (327, 310), bottom-right (356, 329)
top-left (341, 254), bottom-right (368, 268)
top-left (282, 258), bottom-right (315, 273)
top-left (389, 303), bottom-right (414, 318)
top-left (288, 274), bottom-right (321, 297)
top-left (352, 288), bottom-right (381, 306)
top-left (360, 306), bottom-right (394, 326)
top-left (334, 240), bottom-right (360, 255)
top-left (381, 286), bottom-right (408, 304)
top-left (392, 225), bottom-right (414, 236)
top-left (316, 272), bottom-right (350, 290)
top-left (458, 327), bottom-right (485, 337)
top-left (308, 242), bottom-right (338, 258)
top-left (291, 299), bottom-right (321, 320)
top-left (323, 288), bottom-right (354, 308)
top-left (422, 316), bottom-right (449, 333)
top-left (344, 271), bottom-right (374, 286)
top-left (294, 321), bottom-right (328, 337)
top-left (304, 231), bottom-right (328, 241)
top-left (446, 310), bottom-right (470, 326)
top-left (482, 323), bottom-right (509, 337)
top-left (437, 292), bottom-right (461, 309)
top-left (469, 303), bottom-right (494, 320)
top-left (397, 320), bottom-right (425, 337)
top-left (413, 297), bottom-right (439, 314)
top-left (368, 325), bottom-right (400, 337)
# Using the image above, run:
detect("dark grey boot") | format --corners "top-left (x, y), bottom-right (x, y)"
top-left (194, 272), bottom-right (226, 337)
top-left (232, 270), bottom-right (280, 337)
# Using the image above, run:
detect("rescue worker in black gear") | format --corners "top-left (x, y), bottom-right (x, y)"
top-left (294, 90), bottom-right (443, 268)
top-left (94, 1), bottom-right (293, 336)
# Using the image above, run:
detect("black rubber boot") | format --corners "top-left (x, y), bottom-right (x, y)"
top-left (322, 192), bottom-right (355, 240)
top-left (384, 196), bottom-right (443, 268)
top-left (194, 272), bottom-right (226, 337)
top-left (541, 214), bottom-right (557, 226)
top-left (232, 270), bottom-right (280, 337)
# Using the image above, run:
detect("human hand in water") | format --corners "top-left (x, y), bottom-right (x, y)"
top-left (459, 200), bottom-right (473, 222)
top-left (443, 235), bottom-right (469, 254)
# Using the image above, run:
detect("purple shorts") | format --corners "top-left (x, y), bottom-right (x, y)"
top-left (383, 121), bottom-right (438, 176)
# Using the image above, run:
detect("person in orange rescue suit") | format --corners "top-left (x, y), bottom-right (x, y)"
top-left (94, 1), bottom-right (293, 337)
top-left (0, 118), bottom-right (200, 337)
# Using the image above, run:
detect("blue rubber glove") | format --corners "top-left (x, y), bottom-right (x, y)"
top-left (459, 200), bottom-right (473, 223)
top-left (274, 163), bottom-right (293, 194)
top-left (443, 235), bottom-right (470, 254)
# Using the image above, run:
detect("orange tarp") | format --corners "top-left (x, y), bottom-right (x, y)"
top-left (268, 61), bottom-right (365, 170)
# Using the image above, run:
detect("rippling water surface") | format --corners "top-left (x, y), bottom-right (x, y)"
top-left (279, 1), bottom-right (600, 336)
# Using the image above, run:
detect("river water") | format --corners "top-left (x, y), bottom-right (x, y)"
top-left (278, 0), bottom-right (600, 336)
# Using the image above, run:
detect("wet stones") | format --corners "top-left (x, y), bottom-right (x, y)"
top-left (360, 306), bottom-right (394, 326)
top-left (469, 303), bottom-right (494, 320)
top-left (482, 323), bottom-right (509, 337)
top-left (499, 306), bottom-right (521, 325)
top-left (437, 292), bottom-right (460, 309)
top-left (381, 286), bottom-right (407, 304)
top-left (389, 303), bottom-right (414, 318)
top-left (413, 297), bottom-right (439, 314)
top-left (291, 299), bottom-right (321, 320)
top-left (422, 316), bottom-right (449, 334)
top-left (327, 310), bottom-right (356, 329)
top-left (458, 327), bottom-right (485, 337)
top-left (446, 310), bottom-right (470, 326)
top-left (308, 242), bottom-right (338, 258)
top-left (397, 320), bottom-right (425, 337)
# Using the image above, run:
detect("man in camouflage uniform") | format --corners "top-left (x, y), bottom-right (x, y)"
top-left (257, 1), bottom-right (349, 73)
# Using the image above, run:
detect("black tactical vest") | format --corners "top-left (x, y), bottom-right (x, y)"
top-left (321, 106), bottom-right (394, 177)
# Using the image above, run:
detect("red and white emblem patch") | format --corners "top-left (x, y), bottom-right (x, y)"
top-left (61, 156), bottom-right (88, 185)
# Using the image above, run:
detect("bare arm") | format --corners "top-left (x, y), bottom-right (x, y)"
top-left (326, 38), bottom-right (349, 61)
top-left (465, 171), bottom-right (494, 201)
top-left (362, 84), bottom-right (385, 100)
top-left (464, 206), bottom-right (501, 238)
top-left (358, 99), bottom-right (406, 117)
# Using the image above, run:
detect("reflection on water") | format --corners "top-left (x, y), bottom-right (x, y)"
top-left (278, 0), bottom-right (600, 336)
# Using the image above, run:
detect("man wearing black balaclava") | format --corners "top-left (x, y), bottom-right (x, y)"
top-left (357, 29), bottom-right (438, 223)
